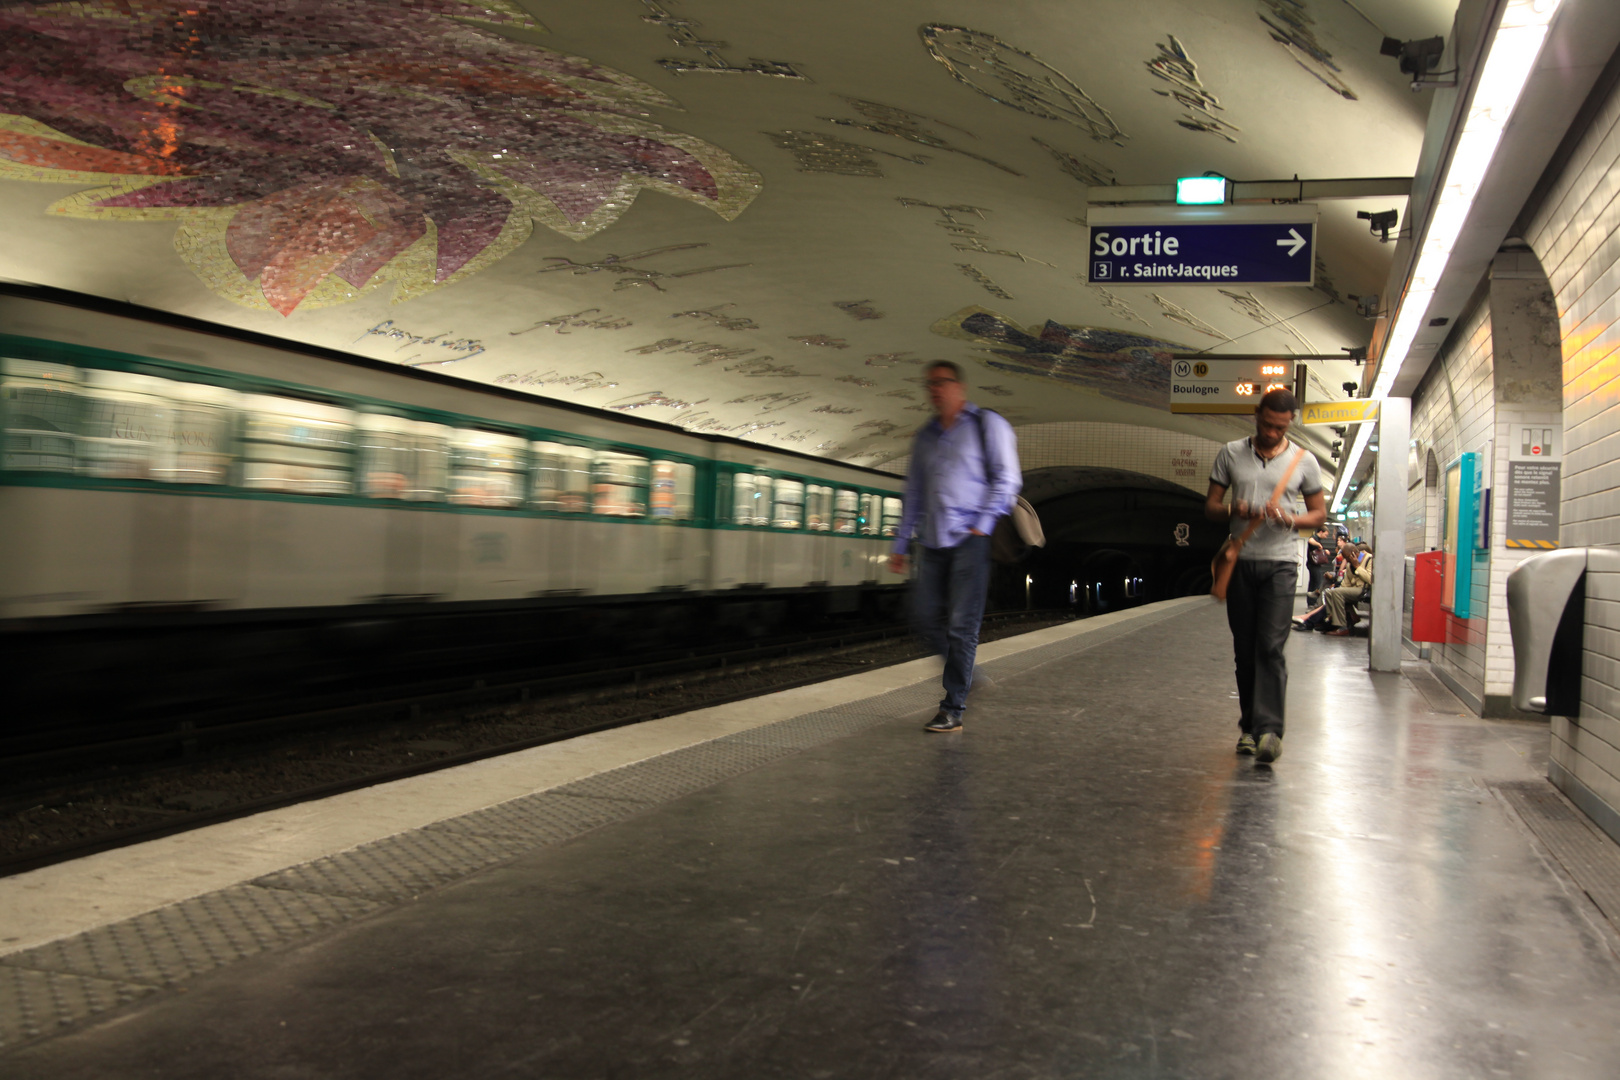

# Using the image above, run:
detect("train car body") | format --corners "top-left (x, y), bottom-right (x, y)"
top-left (0, 288), bottom-right (909, 720)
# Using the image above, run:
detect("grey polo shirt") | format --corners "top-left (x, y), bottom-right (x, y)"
top-left (1210, 437), bottom-right (1323, 563)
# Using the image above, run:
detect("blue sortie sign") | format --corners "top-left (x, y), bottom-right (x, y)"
top-left (1087, 220), bottom-right (1315, 285)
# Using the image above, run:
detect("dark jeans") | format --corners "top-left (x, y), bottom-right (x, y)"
top-left (912, 535), bottom-right (992, 717)
top-left (1306, 561), bottom-right (1325, 595)
top-left (1226, 559), bottom-right (1297, 739)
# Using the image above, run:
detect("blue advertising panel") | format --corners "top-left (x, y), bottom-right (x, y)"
top-left (1442, 451), bottom-right (1481, 618)
top-left (1085, 205), bottom-right (1319, 287)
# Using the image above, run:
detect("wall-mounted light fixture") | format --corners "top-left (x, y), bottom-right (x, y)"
top-left (1334, 0), bottom-right (1563, 514)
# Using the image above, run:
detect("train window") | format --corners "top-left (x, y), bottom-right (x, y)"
top-left (731, 472), bottom-right (767, 526)
top-left (531, 441), bottom-right (591, 512)
top-left (650, 459), bottom-right (695, 520)
top-left (358, 414), bottom-right (450, 501)
top-left (241, 394), bottom-right (355, 496)
top-left (881, 496), bottom-right (904, 538)
top-left (1, 359), bottom-right (80, 473)
top-left (834, 489), bottom-right (858, 534)
top-left (771, 477), bottom-right (805, 529)
top-left (805, 484), bottom-right (832, 532)
top-left (78, 369), bottom-right (167, 480)
top-left (449, 429), bottom-right (526, 508)
top-left (592, 449), bottom-right (647, 517)
top-left (859, 492), bottom-right (880, 536)
top-left (158, 380), bottom-right (237, 485)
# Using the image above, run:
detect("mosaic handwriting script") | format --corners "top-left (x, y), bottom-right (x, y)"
top-left (640, 0), bottom-right (805, 78)
top-left (0, 0), bottom-right (763, 315)
top-left (1033, 137), bottom-right (1115, 188)
top-left (357, 320), bottom-right (486, 365)
top-left (510, 309), bottom-right (633, 336)
top-left (763, 130), bottom-right (927, 177)
top-left (919, 25), bottom-right (1129, 146)
top-left (671, 304), bottom-right (759, 331)
top-left (824, 99), bottom-right (1019, 176)
top-left (538, 244), bottom-right (750, 292)
top-left (1257, 0), bottom-right (1357, 100)
top-left (899, 198), bottom-right (1054, 267)
top-left (1145, 36), bottom-right (1241, 143)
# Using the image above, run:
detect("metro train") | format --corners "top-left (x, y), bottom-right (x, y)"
top-left (0, 286), bottom-right (908, 722)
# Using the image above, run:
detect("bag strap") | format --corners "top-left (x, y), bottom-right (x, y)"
top-left (972, 407), bottom-right (995, 489)
top-left (1232, 445), bottom-right (1307, 548)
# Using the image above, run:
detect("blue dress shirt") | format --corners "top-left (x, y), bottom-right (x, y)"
top-left (892, 403), bottom-right (1022, 555)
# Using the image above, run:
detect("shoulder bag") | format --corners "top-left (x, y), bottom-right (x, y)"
top-left (1210, 446), bottom-right (1306, 601)
top-left (972, 408), bottom-right (1045, 566)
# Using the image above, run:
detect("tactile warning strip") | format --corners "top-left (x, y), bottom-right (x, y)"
top-left (3, 885), bottom-right (384, 988)
top-left (1496, 780), bottom-right (1620, 931)
top-left (252, 828), bottom-right (532, 904)
top-left (427, 791), bottom-right (647, 846)
top-left (0, 968), bottom-right (154, 1049)
top-left (0, 606), bottom-right (1185, 1053)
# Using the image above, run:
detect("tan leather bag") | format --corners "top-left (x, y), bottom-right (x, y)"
top-left (1211, 447), bottom-right (1306, 601)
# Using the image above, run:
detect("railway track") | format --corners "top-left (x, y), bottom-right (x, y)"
top-left (0, 610), bottom-right (1072, 877)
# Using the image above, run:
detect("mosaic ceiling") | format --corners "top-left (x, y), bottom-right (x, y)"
top-left (0, 0), bottom-right (1454, 467)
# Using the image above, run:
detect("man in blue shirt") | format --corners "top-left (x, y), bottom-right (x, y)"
top-left (887, 361), bottom-right (1022, 732)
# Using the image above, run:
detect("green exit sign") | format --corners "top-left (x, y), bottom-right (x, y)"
top-left (1176, 177), bottom-right (1227, 205)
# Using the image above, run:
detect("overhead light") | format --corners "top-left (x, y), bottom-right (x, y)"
top-left (1176, 176), bottom-right (1227, 205)
top-left (1334, 0), bottom-right (1562, 513)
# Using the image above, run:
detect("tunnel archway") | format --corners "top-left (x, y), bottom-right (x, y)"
top-left (993, 466), bottom-right (1226, 611)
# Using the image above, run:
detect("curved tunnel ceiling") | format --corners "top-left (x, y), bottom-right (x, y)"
top-left (0, 0), bottom-right (1456, 467)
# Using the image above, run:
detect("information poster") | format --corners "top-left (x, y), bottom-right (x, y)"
top-left (1506, 462), bottom-right (1559, 547)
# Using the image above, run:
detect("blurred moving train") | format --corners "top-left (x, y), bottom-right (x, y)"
top-left (0, 287), bottom-right (908, 722)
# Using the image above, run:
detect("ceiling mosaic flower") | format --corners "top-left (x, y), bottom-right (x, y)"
top-left (0, 0), bottom-right (762, 315)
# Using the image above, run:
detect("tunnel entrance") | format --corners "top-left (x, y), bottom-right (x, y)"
top-left (990, 468), bottom-right (1228, 613)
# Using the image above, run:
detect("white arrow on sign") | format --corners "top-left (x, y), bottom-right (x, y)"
top-left (1276, 228), bottom-right (1307, 257)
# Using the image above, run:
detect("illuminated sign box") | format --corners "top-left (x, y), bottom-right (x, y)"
top-left (1169, 357), bottom-right (1296, 414)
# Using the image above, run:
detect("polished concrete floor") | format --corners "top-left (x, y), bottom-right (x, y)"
top-left (7, 603), bottom-right (1619, 1079)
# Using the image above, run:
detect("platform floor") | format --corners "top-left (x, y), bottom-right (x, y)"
top-left (4, 599), bottom-right (1619, 1078)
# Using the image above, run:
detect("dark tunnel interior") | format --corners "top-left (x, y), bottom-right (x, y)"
top-left (989, 467), bottom-right (1230, 613)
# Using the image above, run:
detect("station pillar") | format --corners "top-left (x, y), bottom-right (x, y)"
top-left (1370, 397), bottom-right (1411, 672)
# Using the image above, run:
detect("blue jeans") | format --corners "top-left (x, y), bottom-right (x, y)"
top-left (912, 535), bottom-right (992, 718)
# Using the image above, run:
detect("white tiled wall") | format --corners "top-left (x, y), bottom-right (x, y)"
top-left (1525, 68), bottom-right (1620, 836)
top-left (1407, 302), bottom-right (1496, 706)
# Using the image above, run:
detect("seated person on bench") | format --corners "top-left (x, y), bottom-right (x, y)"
top-left (1324, 544), bottom-right (1373, 637)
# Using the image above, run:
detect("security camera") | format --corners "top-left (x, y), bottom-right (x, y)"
top-left (1357, 210), bottom-right (1398, 243)
top-left (1380, 36), bottom-right (1452, 89)
top-left (1342, 381), bottom-right (1358, 396)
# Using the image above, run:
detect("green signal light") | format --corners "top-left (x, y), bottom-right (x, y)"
top-left (1176, 176), bottom-right (1227, 205)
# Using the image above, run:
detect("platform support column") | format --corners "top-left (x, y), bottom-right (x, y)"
top-left (1370, 396), bottom-right (1410, 672)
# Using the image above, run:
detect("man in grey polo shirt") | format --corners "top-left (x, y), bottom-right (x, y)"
top-left (1204, 388), bottom-right (1326, 763)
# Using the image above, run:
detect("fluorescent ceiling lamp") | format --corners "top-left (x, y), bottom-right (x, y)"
top-left (1332, 0), bottom-right (1562, 512)
top-left (1175, 176), bottom-right (1227, 205)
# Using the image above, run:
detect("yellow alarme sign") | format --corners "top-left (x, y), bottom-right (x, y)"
top-left (1301, 399), bottom-right (1380, 425)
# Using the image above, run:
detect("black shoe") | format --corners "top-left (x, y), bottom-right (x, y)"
top-left (924, 712), bottom-right (963, 733)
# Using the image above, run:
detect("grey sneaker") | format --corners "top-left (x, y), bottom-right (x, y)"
top-left (1236, 733), bottom-right (1257, 755)
top-left (924, 712), bottom-right (963, 733)
top-left (1255, 733), bottom-right (1282, 763)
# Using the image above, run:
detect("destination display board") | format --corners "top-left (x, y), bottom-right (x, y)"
top-left (1087, 204), bottom-right (1318, 287)
top-left (1170, 357), bottom-right (1296, 414)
